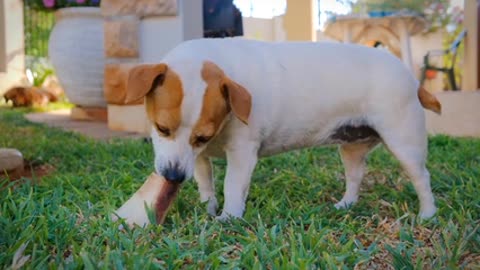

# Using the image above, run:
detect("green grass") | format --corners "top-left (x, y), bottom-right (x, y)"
top-left (0, 106), bottom-right (479, 269)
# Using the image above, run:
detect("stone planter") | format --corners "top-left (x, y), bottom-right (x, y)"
top-left (48, 7), bottom-right (106, 107)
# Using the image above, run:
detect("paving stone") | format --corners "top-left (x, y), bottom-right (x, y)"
top-left (25, 110), bottom-right (147, 140)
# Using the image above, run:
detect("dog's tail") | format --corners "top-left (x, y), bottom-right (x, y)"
top-left (418, 87), bottom-right (441, 115)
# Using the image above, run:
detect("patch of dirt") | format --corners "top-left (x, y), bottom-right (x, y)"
top-left (1, 160), bottom-right (55, 183)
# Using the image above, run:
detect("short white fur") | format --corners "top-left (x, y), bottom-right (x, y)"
top-left (149, 38), bottom-right (437, 220)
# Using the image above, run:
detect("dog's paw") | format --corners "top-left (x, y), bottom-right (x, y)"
top-left (215, 211), bottom-right (242, 222)
top-left (215, 212), bottom-right (232, 222)
top-left (206, 197), bottom-right (218, 216)
top-left (334, 199), bottom-right (356, 210)
top-left (418, 206), bottom-right (437, 220)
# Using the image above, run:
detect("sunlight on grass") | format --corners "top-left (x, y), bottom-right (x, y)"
top-left (0, 108), bottom-right (479, 269)
top-left (0, 100), bottom-right (74, 113)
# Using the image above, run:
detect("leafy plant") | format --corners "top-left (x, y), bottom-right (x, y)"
top-left (25, 57), bottom-right (55, 87)
top-left (23, 2), bottom-right (55, 58)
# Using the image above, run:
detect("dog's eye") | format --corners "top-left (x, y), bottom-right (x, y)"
top-left (195, 135), bottom-right (211, 145)
top-left (156, 124), bottom-right (170, 136)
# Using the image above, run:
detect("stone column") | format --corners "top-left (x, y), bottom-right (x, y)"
top-left (283, 0), bottom-right (316, 41)
top-left (0, 0), bottom-right (25, 95)
top-left (463, 0), bottom-right (479, 90)
top-left (101, 0), bottom-right (203, 133)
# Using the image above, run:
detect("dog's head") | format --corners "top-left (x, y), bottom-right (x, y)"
top-left (126, 61), bottom-right (251, 182)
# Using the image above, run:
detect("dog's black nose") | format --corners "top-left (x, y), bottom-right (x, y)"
top-left (162, 164), bottom-right (186, 183)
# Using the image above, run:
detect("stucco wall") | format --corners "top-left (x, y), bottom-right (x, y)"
top-left (242, 16), bottom-right (285, 41)
top-left (0, 0), bottom-right (25, 96)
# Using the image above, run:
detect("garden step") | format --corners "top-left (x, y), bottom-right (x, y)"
top-left (70, 106), bottom-right (108, 122)
top-left (25, 109), bottom-right (146, 140)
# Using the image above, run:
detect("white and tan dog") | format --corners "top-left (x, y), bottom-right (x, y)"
top-left (124, 38), bottom-right (441, 222)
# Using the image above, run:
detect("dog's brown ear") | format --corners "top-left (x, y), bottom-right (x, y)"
top-left (221, 78), bottom-right (252, 125)
top-left (126, 64), bottom-right (168, 104)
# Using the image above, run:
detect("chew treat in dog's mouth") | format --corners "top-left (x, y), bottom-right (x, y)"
top-left (112, 173), bottom-right (181, 226)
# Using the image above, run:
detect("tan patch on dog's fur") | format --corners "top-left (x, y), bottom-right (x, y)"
top-left (190, 61), bottom-right (252, 146)
top-left (189, 62), bottom-right (229, 146)
top-left (144, 68), bottom-right (183, 138)
top-left (126, 64), bottom-right (183, 137)
top-left (125, 64), bottom-right (168, 104)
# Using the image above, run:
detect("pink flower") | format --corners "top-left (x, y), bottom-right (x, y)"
top-left (76, 0), bottom-right (86, 3)
top-left (43, 0), bottom-right (55, 8)
top-left (436, 3), bottom-right (444, 12)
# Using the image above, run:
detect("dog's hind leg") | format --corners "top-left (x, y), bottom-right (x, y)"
top-left (194, 154), bottom-right (218, 215)
top-left (335, 141), bottom-right (378, 209)
top-left (378, 106), bottom-right (437, 219)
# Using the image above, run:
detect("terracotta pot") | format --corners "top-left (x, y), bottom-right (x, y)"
top-left (425, 69), bottom-right (437, 80)
top-left (48, 7), bottom-right (106, 107)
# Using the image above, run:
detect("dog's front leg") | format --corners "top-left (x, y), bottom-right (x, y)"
top-left (218, 144), bottom-right (259, 220)
top-left (194, 155), bottom-right (218, 215)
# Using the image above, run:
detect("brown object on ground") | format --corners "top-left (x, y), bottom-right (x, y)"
top-left (3, 86), bottom-right (58, 107)
top-left (1, 159), bottom-right (55, 182)
top-left (155, 179), bottom-right (181, 224)
top-left (70, 106), bottom-right (108, 122)
top-left (112, 173), bottom-right (181, 226)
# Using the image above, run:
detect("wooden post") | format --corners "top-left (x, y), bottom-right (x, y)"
top-left (477, 1), bottom-right (480, 89)
top-left (463, 0), bottom-right (479, 90)
top-left (283, 0), bottom-right (316, 41)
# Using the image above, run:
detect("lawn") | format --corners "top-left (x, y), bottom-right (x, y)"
top-left (0, 106), bottom-right (479, 269)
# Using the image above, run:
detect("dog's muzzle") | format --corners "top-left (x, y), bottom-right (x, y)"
top-left (160, 162), bottom-right (186, 183)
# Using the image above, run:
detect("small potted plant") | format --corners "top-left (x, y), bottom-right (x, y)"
top-left (28, 0), bottom-right (106, 108)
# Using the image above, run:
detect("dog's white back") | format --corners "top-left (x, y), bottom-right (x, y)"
top-left (163, 39), bottom-right (418, 156)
